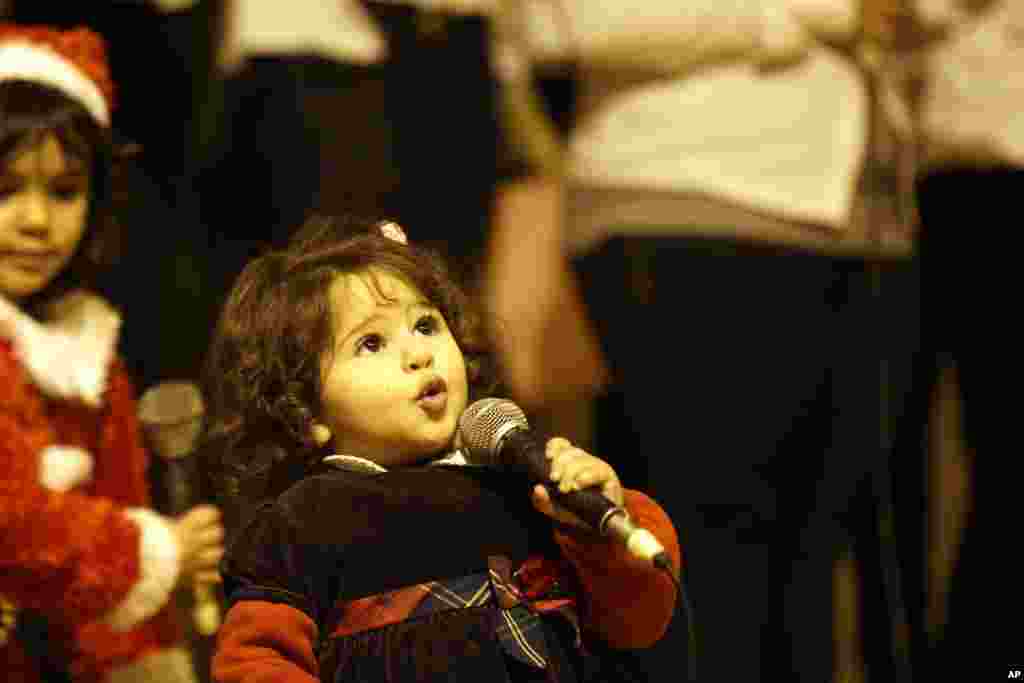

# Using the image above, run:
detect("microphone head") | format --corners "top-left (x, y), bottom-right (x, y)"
top-left (138, 381), bottom-right (205, 460)
top-left (457, 398), bottom-right (529, 466)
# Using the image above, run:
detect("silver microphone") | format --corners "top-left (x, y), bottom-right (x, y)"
top-left (457, 398), bottom-right (666, 564)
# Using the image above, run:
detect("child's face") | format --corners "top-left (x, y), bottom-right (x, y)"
top-left (319, 268), bottom-right (469, 466)
top-left (0, 133), bottom-right (90, 301)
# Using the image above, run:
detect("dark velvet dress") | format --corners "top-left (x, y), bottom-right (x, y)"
top-left (213, 459), bottom-right (680, 683)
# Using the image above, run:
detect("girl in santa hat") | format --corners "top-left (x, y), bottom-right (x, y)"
top-left (0, 24), bottom-right (223, 683)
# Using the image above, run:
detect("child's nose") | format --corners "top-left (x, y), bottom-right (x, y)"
top-left (18, 189), bottom-right (52, 237)
top-left (404, 341), bottom-right (434, 372)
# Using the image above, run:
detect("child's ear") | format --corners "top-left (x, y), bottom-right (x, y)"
top-left (310, 423), bottom-right (332, 447)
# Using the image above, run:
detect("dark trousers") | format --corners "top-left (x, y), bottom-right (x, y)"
top-left (903, 169), bottom-right (1015, 679)
top-left (575, 234), bottom-right (920, 681)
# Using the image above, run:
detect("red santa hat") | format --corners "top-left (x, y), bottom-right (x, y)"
top-left (0, 24), bottom-right (115, 126)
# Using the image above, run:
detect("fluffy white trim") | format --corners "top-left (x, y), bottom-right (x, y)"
top-left (38, 445), bottom-right (93, 492)
top-left (0, 42), bottom-right (109, 125)
top-left (105, 646), bottom-right (197, 683)
top-left (102, 509), bottom-right (181, 632)
top-left (0, 292), bottom-right (121, 407)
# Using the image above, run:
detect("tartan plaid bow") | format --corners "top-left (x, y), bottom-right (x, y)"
top-left (407, 555), bottom-right (581, 669)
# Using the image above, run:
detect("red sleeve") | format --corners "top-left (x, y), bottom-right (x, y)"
top-left (69, 363), bottom-right (187, 678)
top-left (0, 346), bottom-right (175, 629)
top-left (212, 601), bottom-right (319, 683)
top-left (71, 362), bottom-right (188, 679)
top-left (552, 489), bottom-right (681, 649)
top-left (0, 421), bottom-right (142, 624)
top-left (89, 360), bottom-right (152, 507)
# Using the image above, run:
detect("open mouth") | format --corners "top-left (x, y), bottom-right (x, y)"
top-left (416, 377), bottom-right (448, 412)
top-left (417, 377), bottom-right (447, 401)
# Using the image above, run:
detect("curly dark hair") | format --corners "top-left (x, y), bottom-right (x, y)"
top-left (202, 215), bottom-right (497, 512)
top-left (0, 80), bottom-right (122, 310)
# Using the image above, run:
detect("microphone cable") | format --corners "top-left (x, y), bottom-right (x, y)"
top-left (652, 551), bottom-right (698, 682)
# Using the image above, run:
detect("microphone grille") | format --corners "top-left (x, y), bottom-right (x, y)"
top-left (138, 381), bottom-right (205, 426)
top-left (138, 381), bottom-right (205, 460)
top-left (457, 398), bottom-right (529, 465)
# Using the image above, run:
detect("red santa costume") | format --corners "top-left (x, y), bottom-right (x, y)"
top-left (0, 25), bottom-right (193, 683)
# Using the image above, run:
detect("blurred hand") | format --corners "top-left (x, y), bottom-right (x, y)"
top-left (531, 437), bottom-right (623, 529)
top-left (172, 504), bottom-right (224, 588)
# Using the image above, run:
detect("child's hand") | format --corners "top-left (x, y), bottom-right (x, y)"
top-left (531, 437), bottom-right (624, 530)
top-left (172, 504), bottom-right (225, 588)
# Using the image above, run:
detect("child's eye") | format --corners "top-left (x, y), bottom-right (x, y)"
top-left (414, 314), bottom-right (440, 336)
top-left (356, 333), bottom-right (384, 355)
top-left (0, 177), bottom-right (22, 200)
top-left (50, 180), bottom-right (86, 201)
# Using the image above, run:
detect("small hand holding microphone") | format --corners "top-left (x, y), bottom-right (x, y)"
top-left (458, 398), bottom-right (671, 571)
top-left (460, 399), bottom-right (690, 676)
top-left (138, 381), bottom-right (222, 637)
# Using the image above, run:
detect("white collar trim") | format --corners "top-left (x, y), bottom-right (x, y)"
top-left (0, 291), bottom-right (122, 406)
top-left (323, 449), bottom-right (474, 473)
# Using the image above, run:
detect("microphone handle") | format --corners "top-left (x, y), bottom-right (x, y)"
top-left (154, 457), bottom-right (196, 517)
top-left (500, 429), bottom-right (625, 534)
top-left (192, 584), bottom-right (221, 636)
top-left (500, 428), bottom-right (667, 564)
top-left (150, 457), bottom-right (222, 636)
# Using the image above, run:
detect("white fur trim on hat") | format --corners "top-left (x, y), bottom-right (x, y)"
top-left (38, 445), bottom-right (94, 492)
top-left (102, 508), bottom-right (181, 632)
top-left (0, 41), bottom-right (110, 125)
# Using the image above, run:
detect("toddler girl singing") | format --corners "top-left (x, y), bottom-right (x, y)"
top-left (204, 216), bottom-right (681, 683)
